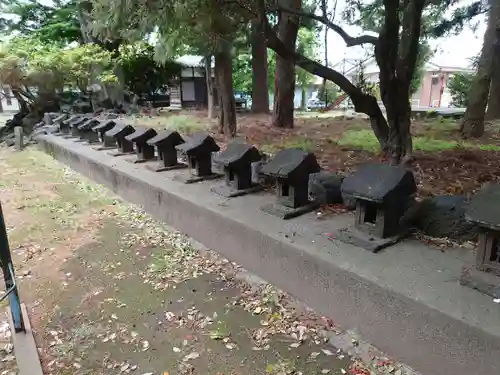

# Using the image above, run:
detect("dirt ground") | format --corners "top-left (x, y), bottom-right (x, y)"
top-left (0, 147), bottom-right (409, 375)
top-left (124, 110), bottom-right (500, 198)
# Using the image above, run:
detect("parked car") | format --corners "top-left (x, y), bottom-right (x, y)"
top-left (307, 99), bottom-right (326, 110)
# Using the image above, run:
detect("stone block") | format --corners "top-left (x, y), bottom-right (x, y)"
top-left (308, 171), bottom-right (344, 205)
top-left (414, 195), bottom-right (477, 241)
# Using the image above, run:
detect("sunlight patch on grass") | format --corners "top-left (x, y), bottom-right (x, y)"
top-left (420, 117), bottom-right (459, 137)
top-left (261, 137), bottom-right (316, 154)
top-left (163, 115), bottom-right (206, 134)
top-left (338, 129), bottom-right (500, 153)
top-left (337, 129), bottom-right (379, 152)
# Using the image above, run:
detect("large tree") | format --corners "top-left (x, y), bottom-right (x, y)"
top-left (90, 0), bottom-right (241, 136)
top-left (486, 18), bottom-right (500, 120)
top-left (272, 0), bottom-right (303, 128)
top-left (0, 0), bottom-right (83, 45)
top-left (243, 0), bottom-right (488, 163)
top-left (461, 0), bottom-right (500, 138)
top-left (0, 35), bottom-right (115, 115)
top-left (251, 19), bottom-right (270, 113)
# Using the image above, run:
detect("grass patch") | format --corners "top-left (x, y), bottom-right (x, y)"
top-left (337, 129), bottom-right (380, 152)
top-left (261, 136), bottom-right (315, 154)
top-left (338, 129), bottom-right (500, 153)
top-left (163, 115), bottom-right (206, 134)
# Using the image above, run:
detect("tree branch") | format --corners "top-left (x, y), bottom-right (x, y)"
top-left (278, 6), bottom-right (378, 47)
top-left (256, 0), bottom-right (389, 148)
top-left (397, 0), bottom-right (427, 85)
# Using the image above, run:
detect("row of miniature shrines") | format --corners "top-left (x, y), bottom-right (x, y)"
top-left (48, 113), bottom-right (499, 262)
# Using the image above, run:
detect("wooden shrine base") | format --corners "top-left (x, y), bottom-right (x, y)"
top-left (260, 201), bottom-right (320, 220)
top-left (211, 184), bottom-right (265, 198)
top-left (145, 163), bottom-right (187, 173)
top-left (92, 145), bottom-right (117, 151)
top-left (174, 172), bottom-right (222, 184)
top-left (108, 150), bottom-right (135, 157)
top-left (329, 227), bottom-right (407, 253)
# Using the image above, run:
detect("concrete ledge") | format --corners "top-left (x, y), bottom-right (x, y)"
top-left (37, 134), bottom-right (500, 375)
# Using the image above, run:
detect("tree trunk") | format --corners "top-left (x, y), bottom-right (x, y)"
top-left (385, 93), bottom-right (413, 164)
top-left (111, 64), bottom-right (126, 105)
top-left (205, 56), bottom-right (215, 119)
top-left (251, 20), bottom-right (270, 113)
top-left (323, 25), bottom-right (328, 109)
top-left (215, 41), bottom-right (237, 137)
top-left (12, 89), bottom-right (29, 114)
top-left (487, 34), bottom-right (500, 119)
top-left (300, 87), bottom-right (306, 110)
top-left (462, 1), bottom-right (500, 137)
top-left (262, 16), bottom-right (389, 149)
top-left (272, 0), bottom-right (302, 128)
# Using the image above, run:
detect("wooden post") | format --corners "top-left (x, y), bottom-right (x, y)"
top-left (14, 126), bottom-right (23, 151)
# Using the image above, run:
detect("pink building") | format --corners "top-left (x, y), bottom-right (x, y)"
top-left (345, 59), bottom-right (475, 108)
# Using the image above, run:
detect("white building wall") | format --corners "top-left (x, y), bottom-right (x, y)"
top-left (1, 85), bottom-right (19, 111)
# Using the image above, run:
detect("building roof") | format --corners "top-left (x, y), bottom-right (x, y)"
top-left (341, 163), bottom-right (416, 203)
top-left (343, 56), bottom-right (475, 78)
top-left (261, 148), bottom-right (320, 180)
top-left (466, 183), bottom-right (500, 229)
top-left (174, 55), bottom-right (207, 68)
top-left (214, 141), bottom-right (261, 168)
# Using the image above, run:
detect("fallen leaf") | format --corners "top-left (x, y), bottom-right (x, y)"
top-left (308, 352), bottom-right (320, 361)
top-left (289, 342), bottom-right (301, 348)
top-left (121, 363), bottom-right (130, 372)
top-left (173, 347), bottom-right (181, 353)
top-left (321, 370), bottom-right (330, 374)
top-left (141, 340), bottom-right (150, 351)
top-left (165, 311), bottom-right (175, 321)
top-left (322, 349), bottom-right (334, 356)
top-left (182, 352), bottom-right (200, 361)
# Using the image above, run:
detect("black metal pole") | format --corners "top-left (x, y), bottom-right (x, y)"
top-left (0, 201), bottom-right (25, 332)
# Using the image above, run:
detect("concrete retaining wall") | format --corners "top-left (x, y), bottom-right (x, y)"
top-left (37, 134), bottom-right (500, 375)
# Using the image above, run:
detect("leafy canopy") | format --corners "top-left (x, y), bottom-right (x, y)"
top-left (448, 73), bottom-right (474, 107)
top-left (118, 42), bottom-right (181, 96)
top-left (0, 36), bottom-right (116, 92)
top-left (0, 0), bottom-right (82, 45)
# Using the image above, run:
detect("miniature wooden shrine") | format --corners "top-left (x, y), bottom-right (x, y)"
top-left (260, 148), bottom-right (320, 219)
top-left (146, 130), bottom-right (186, 172)
top-left (105, 123), bottom-right (135, 156)
top-left (335, 163), bottom-right (416, 252)
top-left (212, 141), bottom-right (263, 197)
top-left (124, 127), bottom-right (158, 163)
top-left (58, 115), bottom-right (82, 135)
top-left (76, 118), bottom-right (100, 143)
top-left (92, 119), bottom-right (117, 149)
top-left (466, 183), bottom-right (500, 276)
top-left (52, 113), bottom-right (69, 130)
top-left (68, 116), bottom-right (90, 138)
top-left (175, 132), bottom-right (220, 183)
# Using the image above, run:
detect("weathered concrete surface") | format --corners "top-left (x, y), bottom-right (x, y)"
top-left (36, 134), bottom-right (500, 375)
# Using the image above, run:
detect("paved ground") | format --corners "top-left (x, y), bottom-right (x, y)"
top-left (0, 146), bottom-right (409, 375)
